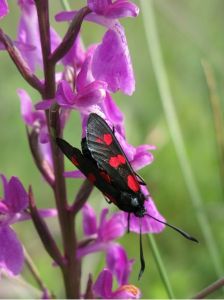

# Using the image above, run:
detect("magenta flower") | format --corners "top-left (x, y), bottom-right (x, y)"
top-left (0, 0), bottom-right (9, 19)
top-left (55, 2), bottom-right (137, 95)
top-left (17, 0), bottom-right (61, 72)
top-left (17, 89), bottom-right (48, 143)
top-left (62, 34), bottom-right (86, 69)
top-left (78, 203), bottom-right (126, 258)
top-left (17, 89), bottom-right (54, 184)
top-left (93, 269), bottom-right (141, 299)
top-left (92, 22), bottom-right (135, 95)
top-left (0, 174), bottom-right (57, 276)
top-left (0, 175), bottom-right (28, 276)
top-left (106, 243), bottom-right (133, 284)
top-left (87, 0), bottom-right (139, 19)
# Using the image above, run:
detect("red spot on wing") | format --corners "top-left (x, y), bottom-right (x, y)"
top-left (127, 175), bottom-right (140, 192)
top-left (71, 156), bottom-right (79, 166)
top-left (87, 173), bottom-right (96, 183)
top-left (100, 171), bottom-right (111, 183)
top-left (117, 154), bottom-right (125, 164)
top-left (96, 137), bottom-right (103, 143)
top-left (103, 134), bottom-right (113, 145)
top-left (109, 155), bottom-right (126, 168)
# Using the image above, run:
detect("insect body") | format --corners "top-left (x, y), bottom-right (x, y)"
top-left (56, 113), bottom-right (198, 279)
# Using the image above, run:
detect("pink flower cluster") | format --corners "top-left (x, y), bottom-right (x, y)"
top-left (0, 0), bottom-right (166, 298)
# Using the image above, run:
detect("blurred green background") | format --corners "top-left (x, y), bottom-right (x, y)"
top-left (0, 0), bottom-right (224, 298)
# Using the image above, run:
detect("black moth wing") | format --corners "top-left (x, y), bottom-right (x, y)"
top-left (56, 138), bottom-right (120, 200)
top-left (86, 113), bottom-right (141, 194)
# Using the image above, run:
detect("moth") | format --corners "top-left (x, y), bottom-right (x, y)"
top-left (57, 113), bottom-right (198, 279)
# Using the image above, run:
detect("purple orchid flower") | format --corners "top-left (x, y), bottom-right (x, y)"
top-left (93, 269), bottom-right (141, 299)
top-left (36, 52), bottom-right (107, 114)
top-left (79, 204), bottom-right (135, 288)
top-left (0, 175), bottom-right (57, 276)
top-left (0, 0), bottom-right (9, 19)
top-left (62, 34), bottom-right (86, 69)
top-left (78, 204), bottom-right (126, 258)
top-left (17, 89), bottom-right (54, 184)
top-left (0, 175), bottom-right (29, 276)
top-left (106, 243), bottom-right (134, 285)
top-left (17, 0), bottom-right (61, 72)
top-left (92, 22), bottom-right (135, 95)
top-left (87, 0), bottom-right (139, 19)
top-left (17, 89), bottom-right (48, 143)
top-left (55, 1), bottom-right (137, 95)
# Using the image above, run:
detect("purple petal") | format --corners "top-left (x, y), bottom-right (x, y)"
top-left (112, 284), bottom-right (141, 299)
top-left (0, 0), bottom-right (9, 19)
top-left (88, 0), bottom-right (111, 14)
top-left (38, 208), bottom-right (57, 219)
top-left (0, 201), bottom-right (9, 214)
top-left (11, 208), bottom-right (57, 223)
top-left (103, 93), bottom-right (124, 124)
top-left (104, 0), bottom-right (139, 19)
top-left (55, 10), bottom-right (76, 22)
top-left (92, 23), bottom-right (135, 95)
top-left (38, 142), bottom-right (53, 174)
top-left (88, 0), bottom-right (139, 19)
top-left (56, 80), bottom-right (75, 106)
top-left (1, 174), bottom-right (9, 200)
top-left (75, 81), bottom-right (107, 108)
top-left (17, 2), bottom-right (60, 72)
top-left (65, 169), bottom-right (85, 179)
top-left (0, 226), bottom-right (24, 276)
top-left (62, 34), bottom-right (85, 68)
top-left (35, 99), bottom-right (54, 110)
top-left (76, 55), bottom-right (94, 91)
top-left (131, 145), bottom-right (155, 171)
top-left (17, 89), bottom-right (35, 125)
top-left (56, 9), bottom-right (115, 28)
top-left (106, 243), bottom-right (133, 285)
top-left (98, 210), bottom-right (126, 241)
top-left (82, 204), bottom-right (97, 236)
top-left (4, 177), bottom-right (28, 213)
top-left (93, 269), bottom-right (113, 299)
top-left (17, 2), bottom-right (42, 72)
top-left (17, 89), bottom-right (44, 125)
top-left (77, 240), bottom-right (110, 258)
top-left (64, 170), bottom-right (85, 179)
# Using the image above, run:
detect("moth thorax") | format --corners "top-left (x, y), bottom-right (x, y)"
top-left (131, 197), bottom-right (139, 207)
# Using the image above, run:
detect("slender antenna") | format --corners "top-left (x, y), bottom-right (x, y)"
top-left (144, 213), bottom-right (199, 243)
top-left (138, 218), bottom-right (145, 280)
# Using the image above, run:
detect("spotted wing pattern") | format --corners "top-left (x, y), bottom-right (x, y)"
top-left (56, 138), bottom-right (119, 203)
top-left (86, 113), bottom-right (141, 194)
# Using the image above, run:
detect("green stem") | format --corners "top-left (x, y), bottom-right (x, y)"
top-left (202, 61), bottom-right (224, 196)
top-left (147, 235), bottom-right (175, 299)
top-left (140, 0), bottom-right (224, 285)
top-left (60, 0), bottom-right (70, 11)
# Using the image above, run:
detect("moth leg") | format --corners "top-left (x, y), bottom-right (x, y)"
top-left (104, 196), bottom-right (112, 204)
top-left (127, 213), bottom-right (131, 233)
top-left (112, 126), bottom-right (115, 134)
top-left (135, 172), bottom-right (147, 185)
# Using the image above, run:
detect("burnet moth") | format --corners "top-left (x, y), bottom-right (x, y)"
top-left (56, 113), bottom-right (198, 279)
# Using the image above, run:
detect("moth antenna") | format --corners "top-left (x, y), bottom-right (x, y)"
top-left (144, 213), bottom-right (199, 243)
top-left (138, 218), bottom-right (145, 280)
